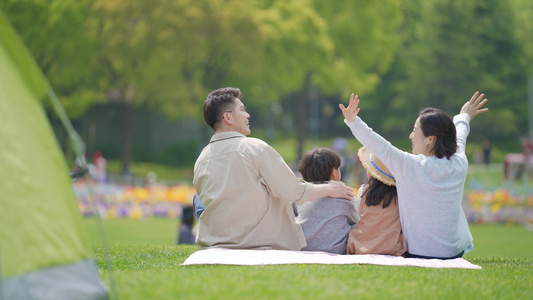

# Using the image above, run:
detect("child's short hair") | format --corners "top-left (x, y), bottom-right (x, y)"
top-left (298, 147), bottom-right (341, 183)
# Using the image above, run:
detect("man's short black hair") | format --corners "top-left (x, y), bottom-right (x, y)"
top-left (203, 87), bottom-right (241, 130)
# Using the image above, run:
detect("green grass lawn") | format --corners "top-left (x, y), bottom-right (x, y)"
top-left (86, 149), bottom-right (533, 299)
top-left (86, 147), bottom-right (533, 299)
top-left (84, 219), bottom-right (533, 299)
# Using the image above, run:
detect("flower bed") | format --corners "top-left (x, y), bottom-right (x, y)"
top-left (73, 180), bottom-right (533, 225)
top-left (74, 180), bottom-right (195, 219)
top-left (464, 189), bottom-right (533, 225)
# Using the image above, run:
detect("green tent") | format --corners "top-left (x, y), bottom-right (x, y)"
top-left (0, 10), bottom-right (108, 300)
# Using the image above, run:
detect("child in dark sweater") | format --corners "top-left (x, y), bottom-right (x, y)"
top-left (295, 147), bottom-right (357, 254)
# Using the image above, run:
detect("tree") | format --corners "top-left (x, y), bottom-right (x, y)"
top-left (279, 0), bottom-right (403, 159)
top-left (251, 0), bottom-right (334, 159)
top-left (245, 0), bottom-right (403, 160)
top-left (86, 0), bottom-right (268, 172)
top-left (510, 0), bottom-right (533, 139)
top-left (372, 0), bottom-right (526, 144)
top-left (0, 0), bottom-right (99, 118)
top-left (510, 0), bottom-right (533, 76)
top-left (312, 0), bottom-right (403, 97)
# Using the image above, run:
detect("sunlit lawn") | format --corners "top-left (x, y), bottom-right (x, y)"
top-left (86, 145), bottom-right (533, 299)
top-left (82, 218), bottom-right (533, 259)
top-left (84, 218), bottom-right (532, 299)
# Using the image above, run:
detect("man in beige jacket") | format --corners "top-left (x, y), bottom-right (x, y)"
top-left (193, 87), bottom-right (354, 250)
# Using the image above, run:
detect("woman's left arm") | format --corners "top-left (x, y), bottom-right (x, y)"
top-left (460, 91), bottom-right (488, 119)
top-left (455, 92), bottom-right (489, 154)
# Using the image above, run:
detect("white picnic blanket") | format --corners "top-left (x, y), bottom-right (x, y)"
top-left (181, 248), bottom-right (481, 270)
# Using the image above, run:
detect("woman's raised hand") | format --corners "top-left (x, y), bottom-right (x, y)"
top-left (460, 91), bottom-right (488, 120)
top-left (339, 93), bottom-right (360, 122)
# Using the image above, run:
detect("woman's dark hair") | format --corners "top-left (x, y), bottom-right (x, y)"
top-left (298, 147), bottom-right (341, 183)
top-left (203, 87), bottom-right (241, 130)
top-left (363, 177), bottom-right (397, 208)
top-left (418, 107), bottom-right (457, 159)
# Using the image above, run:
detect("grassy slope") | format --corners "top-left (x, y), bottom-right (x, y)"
top-left (83, 219), bottom-right (533, 259)
top-left (91, 244), bottom-right (531, 300)
top-left (89, 144), bottom-right (533, 299)
top-left (85, 219), bottom-right (533, 299)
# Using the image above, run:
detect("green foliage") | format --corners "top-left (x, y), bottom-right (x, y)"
top-left (3, 0), bottom-right (533, 166)
top-left (269, 137), bottom-right (363, 164)
top-left (509, 0), bottom-right (533, 75)
top-left (84, 0), bottom-right (272, 118)
top-left (156, 142), bottom-right (199, 167)
top-left (372, 0), bottom-right (528, 141)
top-left (104, 138), bottom-right (509, 184)
top-left (128, 142), bottom-right (198, 168)
top-left (312, 0), bottom-right (403, 98)
top-left (106, 160), bottom-right (193, 182)
top-left (0, 0), bottom-right (99, 118)
top-left (251, 0), bottom-right (333, 100)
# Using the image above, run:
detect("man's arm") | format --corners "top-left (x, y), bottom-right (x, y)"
top-left (259, 144), bottom-right (354, 204)
top-left (308, 181), bottom-right (355, 201)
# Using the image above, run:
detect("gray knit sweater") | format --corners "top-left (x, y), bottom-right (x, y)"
top-left (344, 114), bottom-right (474, 257)
top-left (295, 194), bottom-right (357, 254)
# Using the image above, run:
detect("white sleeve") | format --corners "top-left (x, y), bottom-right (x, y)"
top-left (453, 113), bottom-right (471, 155)
top-left (344, 117), bottom-right (411, 183)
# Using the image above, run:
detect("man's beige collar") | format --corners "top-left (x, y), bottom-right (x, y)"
top-left (210, 131), bottom-right (246, 143)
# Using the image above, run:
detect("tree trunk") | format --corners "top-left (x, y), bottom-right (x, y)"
top-left (119, 103), bottom-right (133, 175)
top-left (296, 73), bottom-right (312, 161)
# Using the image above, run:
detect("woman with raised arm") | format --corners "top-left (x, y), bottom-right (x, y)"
top-left (339, 92), bottom-right (488, 259)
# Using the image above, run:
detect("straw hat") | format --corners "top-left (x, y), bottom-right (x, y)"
top-left (357, 147), bottom-right (396, 186)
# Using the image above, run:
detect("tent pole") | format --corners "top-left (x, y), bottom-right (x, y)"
top-left (47, 90), bottom-right (118, 300)
top-left (0, 246), bottom-right (4, 300)
top-left (84, 173), bottom-right (118, 300)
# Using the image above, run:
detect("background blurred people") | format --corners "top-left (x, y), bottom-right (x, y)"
top-left (483, 138), bottom-right (491, 166)
top-left (177, 205), bottom-right (196, 245)
top-left (88, 151), bottom-right (108, 184)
